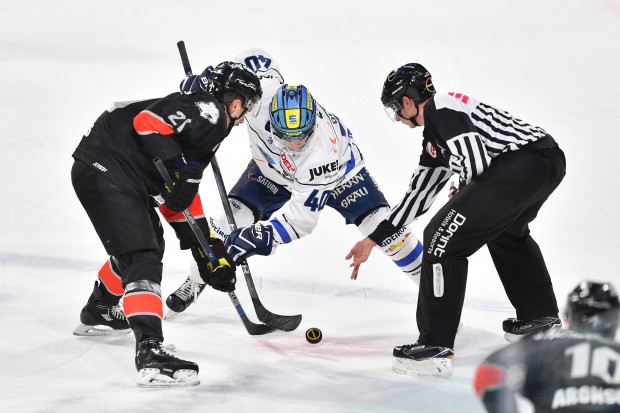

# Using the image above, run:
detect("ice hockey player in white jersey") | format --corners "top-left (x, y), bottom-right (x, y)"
top-left (166, 49), bottom-right (424, 314)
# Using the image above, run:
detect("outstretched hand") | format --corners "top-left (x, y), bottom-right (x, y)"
top-left (345, 237), bottom-right (376, 280)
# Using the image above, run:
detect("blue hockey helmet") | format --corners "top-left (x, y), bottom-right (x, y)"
top-left (564, 281), bottom-right (620, 339)
top-left (269, 84), bottom-right (316, 141)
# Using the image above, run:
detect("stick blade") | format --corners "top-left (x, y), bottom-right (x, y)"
top-left (258, 310), bottom-right (303, 332)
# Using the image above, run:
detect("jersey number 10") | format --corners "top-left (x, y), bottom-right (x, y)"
top-left (565, 342), bottom-right (620, 384)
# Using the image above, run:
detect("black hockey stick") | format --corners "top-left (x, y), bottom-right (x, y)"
top-left (154, 157), bottom-right (274, 336)
top-left (210, 157), bottom-right (303, 331)
top-left (177, 40), bottom-right (301, 331)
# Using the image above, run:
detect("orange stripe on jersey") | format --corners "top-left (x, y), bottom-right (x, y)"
top-left (133, 110), bottom-right (175, 136)
top-left (98, 260), bottom-right (124, 296)
top-left (159, 194), bottom-right (205, 222)
top-left (473, 363), bottom-right (505, 395)
top-left (123, 292), bottom-right (163, 319)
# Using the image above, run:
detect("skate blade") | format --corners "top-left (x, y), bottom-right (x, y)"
top-left (504, 332), bottom-right (523, 343)
top-left (164, 309), bottom-right (181, 320)
top-left (392, 357), bottom-right (453, 377)
top-left (73, 323), bottom-right (131, 337)
top-left (136, 368), bottom-right (199, 388)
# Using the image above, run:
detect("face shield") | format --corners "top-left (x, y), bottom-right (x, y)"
top-left (244, 94), bottom-right (261, 111)
top-left (383, 98), bottom-right (403, 122)
top-left (270, 123), bottom-right (315, 152)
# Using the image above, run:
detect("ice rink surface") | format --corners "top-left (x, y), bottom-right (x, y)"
top-left (1, 1), bottom-right (619, 411)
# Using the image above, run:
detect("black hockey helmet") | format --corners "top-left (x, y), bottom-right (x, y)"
top-left (564, 281), bottom-right (620, 339)
top-left (206, 61), bottom-right (263, 110)
top-left (381, 63), bottom-right (435, 121)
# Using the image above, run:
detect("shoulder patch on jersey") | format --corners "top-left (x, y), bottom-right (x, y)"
top-left (196, 101), bottom-right (220, 124)
top-left (433, 91), bottom-right (475, 112)
top-left (426, 142), bottom-right (437, 158)
top-left (447, 92), bottom-right (469, 104)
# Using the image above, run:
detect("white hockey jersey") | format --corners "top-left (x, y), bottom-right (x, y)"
top-left (235, 49), bottom-right (365, 244)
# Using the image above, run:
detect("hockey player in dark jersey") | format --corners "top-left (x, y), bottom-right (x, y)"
top-left (474, 281), bottom-right (620, 413)
top-left (346, 63), bottom-right (566, 376)
top-left (71, 61), bottom-right (262, 387)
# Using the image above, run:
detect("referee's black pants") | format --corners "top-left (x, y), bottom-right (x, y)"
top-left (416, 147), bottom-right (566, 349)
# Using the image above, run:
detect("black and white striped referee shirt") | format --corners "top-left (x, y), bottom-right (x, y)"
top-left (369, 91), bottom-right (557, 243)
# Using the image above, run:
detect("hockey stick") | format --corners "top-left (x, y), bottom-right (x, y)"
top-left (210, 157), bottom-right (303, 331)
top-left (154, 157), bottom-right (274, 335)
top-left (177, 40), bottom-right (302, 332)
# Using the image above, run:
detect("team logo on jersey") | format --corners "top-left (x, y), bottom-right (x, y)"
top-left (196, 101), bottom-right (219, 124)
top-left (309, 160), bottom-right (339, 181)
top-left (426, 142), bottom-right (437, 158)
top-left (280, 153), bottom-right (296, 174)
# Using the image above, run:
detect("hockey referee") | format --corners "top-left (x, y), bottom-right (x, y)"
top-left (346, 63), bottom-right (566, 377)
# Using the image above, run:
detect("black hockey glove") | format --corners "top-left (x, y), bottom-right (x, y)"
top-left (161, 156), bottom-right (203, 212)
top-left (224, 223), bottom-right (274, 265)
top-left (191, 240), bottom-right (236, 292)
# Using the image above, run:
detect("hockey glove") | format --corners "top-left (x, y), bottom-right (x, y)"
top-left (179, 67), bottom-right (213, 94)
top-left (191, 240), bottom-right (236, 292)
top-left (224, 223), bottom-right (274, 265)
top-left (161, 156), bottom-right (203, 212)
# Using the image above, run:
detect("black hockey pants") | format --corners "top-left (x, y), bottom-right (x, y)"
top-left (72, 160), bottom-right (165, 342)
top-left (416, 147), bottom-right (566, 349)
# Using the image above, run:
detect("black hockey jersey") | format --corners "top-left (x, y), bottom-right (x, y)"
top-left (369, 91), bottom-right (558, 243)
top-left (73, 92), bottom-right (229, 196)
top-left (474, 328), bottom-right (620, 413)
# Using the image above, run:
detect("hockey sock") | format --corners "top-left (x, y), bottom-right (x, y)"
top-left (124, 280), bottom-right (164, 342)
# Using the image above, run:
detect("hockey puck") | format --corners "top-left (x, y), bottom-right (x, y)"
top-left (305, 327), bottom-right (322, 344)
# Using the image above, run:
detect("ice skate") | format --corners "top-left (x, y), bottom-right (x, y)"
top-left (392, 343), bottom-right (454, 377)
top-left (73, 281), bottom-right (130, 336)
top-left (135, 339), bottom-right (199, 387)
top-left (165, 276), bottom-right (206, 318)
top-left (503, 315), bottom-right (561, 343)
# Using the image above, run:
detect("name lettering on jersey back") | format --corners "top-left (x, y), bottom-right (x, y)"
top-left (309, 161), bottom-right (339, 181)
top-left (552, 386), bottom-right (620, 409)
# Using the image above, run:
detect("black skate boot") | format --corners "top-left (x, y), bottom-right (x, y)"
top-left (502, 315), bottom-right (561, 343)
top-left (73, 281), bottom-right (130, 336)
top-left (165, 276), bottom-right (206, 316)
top-left (392, 342), bottom-right (454, 377)
top-left (135, 339), bottom-right (200, 387)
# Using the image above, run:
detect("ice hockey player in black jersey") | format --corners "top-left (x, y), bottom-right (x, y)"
top-left (346, 63), bottom-right (566, 376)
top-left (474, 281), bottom-right (620, 413)
top-left (71, 61), bottom-right (261, 387)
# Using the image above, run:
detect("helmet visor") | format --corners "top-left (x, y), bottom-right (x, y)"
top-left (270, 123), bottom-right (315, 152)
top-left (271, 123), bottom-right (314, 142)
top-left (383, 98), bottom-right (402, 122)
top-left (244, 94), bottom-right (261, 110)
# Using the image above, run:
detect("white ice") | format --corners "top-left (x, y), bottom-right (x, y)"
top-left (1, 1), bottom-right (619, 412)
